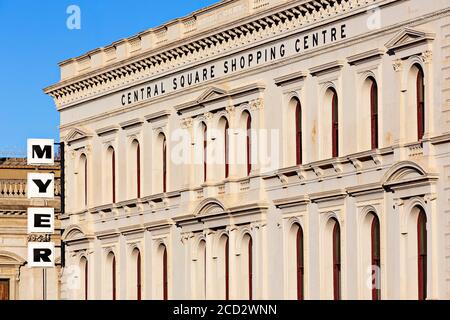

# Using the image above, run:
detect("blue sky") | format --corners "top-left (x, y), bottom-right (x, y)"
top-left (0, 0), bottom-right (217, 156)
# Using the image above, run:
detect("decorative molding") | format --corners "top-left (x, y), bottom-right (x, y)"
top-left (274, 71), bottom-right (307, 86)
top-left (309, 60), bottom-right (345, 76)
top-left (273, 195), bottom-right (310, 209)
top-left (119, 118), bottom-right (144, 129)
top-left (309, 189), bottom-right (347, 203)
top-left (250, 98), bottom-right (263, 110)
top-left (64, 127), bottom-right (92, 145)
top-left (175, 83), bottom-right (265, 115)
top-left (421, 50), bottom-right (432, 64)
top-left (96, 125), bottom-right (119, 136)
top-left (346, 48), bottom-right (385, 65)
top-left (44, 0), bottom-right (377, 108)
top-left (144, 110), bottom-right (171, 123)
top-left (385, 27), bottom-right (435, 55)
top-left (392, 59), bottom-right (403, 72)
top-left (180, 117), bottom-right (193, 129)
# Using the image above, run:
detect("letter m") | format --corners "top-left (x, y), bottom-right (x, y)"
top-left (32, 145), bottom-right (52, 159)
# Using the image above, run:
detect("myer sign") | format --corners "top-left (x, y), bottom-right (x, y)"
top-left (27, 139), bottom-right (56, 268)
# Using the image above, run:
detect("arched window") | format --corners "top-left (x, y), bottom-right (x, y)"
top-left (130, 140), bottom-right (141, 199)
top-left (163, 245), bottom-right (168, 300)
top-left (246, 235), bottom-right (253, 300)
top-left (371, 215), bottom-right (381, 300)
top-left (136, 142), bottom-right (141, 198)
top-left (417, 209), bottom-right (427, 300)
top-left (225, 236), bottom-right (230, 300)
top-left (112, 255), bottom-right (117, 300)
top-left (246, 112), bottom-right (252, 175)
top-left (107, 147), bottom-right (116, 203)
top-left (416, 65), bottom-right (425, 140)
top-left (197, 240), bottom-right (207, 299)
top-left (225, 119), bottom-right (230, 179)
top-left (295, 100), bottom-right (303, 165)
top-left (84, 156), bottom-right (88, 206)
top-left (136, 250), bottom-right (142, 300)
top-left (296, 225), bottom-right (304, 300)
top-left (331, 90), bottom-right (339, 158)
top-left (79, 154), bottom-right (88, 208)
top-left (80, 257), bottom-right (88, 300)
top-left (162, 135), bottom-right (167, 193)
top-left (332, 219), bottom-right (341, 300)
top-left (202, 123), bottom-right (208, 182)
top-left (106, 252), bottom-right (117, 300)
top-left (369, 78), bottom-right (379, 149)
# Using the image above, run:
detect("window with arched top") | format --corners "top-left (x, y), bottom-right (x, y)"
top-left (241, 111), bottom-right (252, 176)
top-left (80, 257), bottom-right (88, 300)
top-left (105, 252), bottom-right (117, 300)
top-left (331, 89), bottom-right (339, 158)
top-left (369, 78), bottom-right (379, 150)
top-left (112, 255), bottom-right (117, 300)
top-left (136, 143), bottom-right (141, 198)
top-left (371, 215), bottom-right (381, 300)
top-left (417, 208), bottom-right (427, 300)
top-left (163, 245), bottom-right (168, 300)
top-left (332, 219), bottom-right (341, 300)
top-left (296, 225), bottom-right (304, 300)
top-left (225, 236), bottom-right (230, 300)
top-left (241, 234), bottom-right (253, 300)
top-left (248, 236), bottom-right (253, 300)
top-left (196, 240), bottom-right (207, 299)
top-left (202, 123), bottom-right (208, 182)
top-left (162, 134), bottom-right (167, 193)
top-left (295, 99), bottom-right (303, 165)
top-left (415, 65), bottom-right (425, 140)
top-left (106, 147), bottom-right (116, 203)
top-left (136, 250), bottom-right (142, 300)
top-left (224, 119), bottom-right (230, 179)
top-left (130, 140), bottom-right (141, 199)
top-left (78, 154), bottom-right (88, 208)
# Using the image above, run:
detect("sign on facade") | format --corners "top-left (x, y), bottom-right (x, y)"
top-left (26, 139), bottom-right (56, 268)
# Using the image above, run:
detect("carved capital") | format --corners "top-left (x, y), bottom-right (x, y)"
top-left (204, 112), bottom-right (214, 121)
top-left (181, 118), bottom-right (193, 129)
top-left (226, 105), bottom-right (236, 114)
top-left (250, 98), bottom-right (263, 110)
top-left (392, 59), bottom-right (403, 72)
top-left (421, 50), bottom-right (432, 64)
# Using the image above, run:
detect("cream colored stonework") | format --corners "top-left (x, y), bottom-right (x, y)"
top-left (0, 158), bottom-right (61, 300)
top-left (45, 0), bottom-right (450, 300)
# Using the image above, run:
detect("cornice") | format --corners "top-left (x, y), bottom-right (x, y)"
top-left (273, 195), bottom-right (310, 209)
top-left (274, 70), bottom-right (307, 86)
top-left (346, 48), bottom-right (386, 65)
top-left (119, 118), bottom-right (144, 129)
top-left (44, 0), bottom-right (387, 109)
top-left (144, 110), bottom-right (172, 123)
top-left (175, 82), bottom-right (265, 115)
top-left (95, 125), bottom-right (119, 136)
top-left (309, 60), bottom-right (345, 76)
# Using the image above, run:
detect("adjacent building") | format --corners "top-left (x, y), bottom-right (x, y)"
top-left (0, 158), bottom-right (61, 300)
top-left (44, 0), bottom-right (450, 300)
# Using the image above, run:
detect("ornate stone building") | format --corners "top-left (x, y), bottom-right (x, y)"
top-left (45, 0), bottom-right (450, 300)
top-left (0, 158), bottom-right (61, 300)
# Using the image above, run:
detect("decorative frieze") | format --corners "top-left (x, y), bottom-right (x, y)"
top-left (45, 0), bottom-right (381, 108)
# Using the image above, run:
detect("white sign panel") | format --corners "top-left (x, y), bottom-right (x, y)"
top-left (27, 208), bottom-right (54, 234)
top-left (28, 242), bottom-right (55, 268)
top-left (27, 139), bottom-right (54, 165)
top-left (27, 173), bottom-right (54, 199)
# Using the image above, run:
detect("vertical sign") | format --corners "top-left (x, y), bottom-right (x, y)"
top-left (27, 139), bottom-right (56, 268)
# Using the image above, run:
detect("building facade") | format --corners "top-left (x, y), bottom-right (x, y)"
top-left (45, 0), bottom-right (450, 300)
top-left (0, 158), bottom-right (61, 300)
